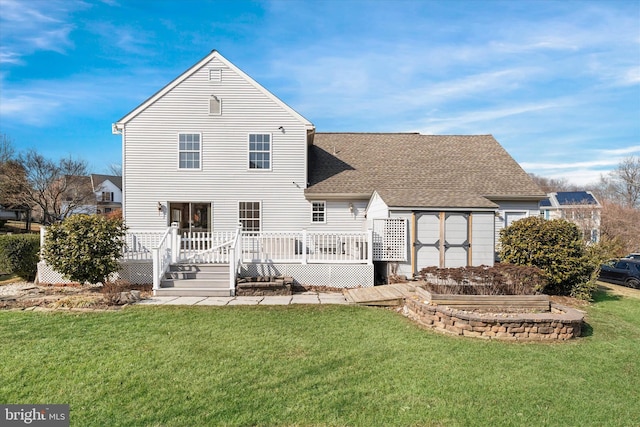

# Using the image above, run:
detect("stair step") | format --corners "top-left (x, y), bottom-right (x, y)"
top-left (165, 271), bottom-right (228, 280)
top-left (155, 288), bottom-right (232, 297)
top-left (169, 263), bottom-right (228, 272)
top-left (162, 279), bottom-right (228, 289)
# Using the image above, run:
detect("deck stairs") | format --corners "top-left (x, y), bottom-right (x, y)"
top-left (156, 263), bottom-right (232, 297)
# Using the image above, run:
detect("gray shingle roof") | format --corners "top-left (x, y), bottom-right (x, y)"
top-left (91, 174), bottom-right (122, 191)
top-left (305, 133), bottom-right (545, 208)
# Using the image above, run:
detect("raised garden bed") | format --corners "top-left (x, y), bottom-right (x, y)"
top-left (405, 286), bottom-right (584, 341)
top-left (415, 287), bottom-right (550, 312)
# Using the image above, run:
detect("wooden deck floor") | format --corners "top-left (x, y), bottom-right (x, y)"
top-left (343, 283), bottom-right (417, 306)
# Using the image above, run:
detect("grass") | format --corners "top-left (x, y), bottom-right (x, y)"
top-left (1, 290), bottom-right (639, 426)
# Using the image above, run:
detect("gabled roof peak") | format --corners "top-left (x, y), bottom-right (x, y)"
top-left (113, 50), bottom-right (314, 130)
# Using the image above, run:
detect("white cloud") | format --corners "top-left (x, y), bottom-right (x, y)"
top-left (595, 145), bottom-right (640, 156)
top-left (0, 0), bottom-right (85, 63)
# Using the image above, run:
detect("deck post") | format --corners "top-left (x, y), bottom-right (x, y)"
top-left (301, 229), bottom-right (308, 264)
top-left (367, 228), bottom-right (374, 265)
top-left (152, 247), bottom-right (160, 292)
top-left (170, 222), bottom-right (179, 263)
top-left (39, 227), bottom-right (46, 259)
top-left (229, 246), bottom-right (236, 296)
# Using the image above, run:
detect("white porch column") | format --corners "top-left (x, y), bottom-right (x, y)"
top-left (301, 229), bottom-right (308, 265)
top-left (170, 222), bottom-right (180, 263)
top-left (367, 228), bottom-right (374, 265)
top-left (152, 247), bottom-right (160, 291)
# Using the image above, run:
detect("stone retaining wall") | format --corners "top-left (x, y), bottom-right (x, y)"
top-left (404, 297), bottom-right (584, 341)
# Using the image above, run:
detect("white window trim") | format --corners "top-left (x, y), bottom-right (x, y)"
top-left (311, 201), bottom-right (326, 224)
top-left (247, 133), bottom-right (272, 171)
top-left (502, 210), bottom-right (529, 228)
top-left (238, 201), bottom-right (262, 232)
top-left (177, 132), bottom-right (203, 171)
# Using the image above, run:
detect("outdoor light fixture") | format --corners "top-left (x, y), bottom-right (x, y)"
top-left (157, 202), bottom-right (163, 212)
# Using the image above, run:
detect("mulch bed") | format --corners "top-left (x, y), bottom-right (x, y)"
top-left (0, 283), bottom-right (153, 311)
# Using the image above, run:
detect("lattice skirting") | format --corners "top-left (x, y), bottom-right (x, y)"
top-left (239, 263), bottom-right (374, 288)
top-left (37, 261), bottom-right (153, 285)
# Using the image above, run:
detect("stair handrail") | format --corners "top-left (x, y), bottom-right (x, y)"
top-left (152, 223), bottom-right (178, 291)
top-left (182, 236), bottom-right (235, 263)
top-left (229, 223), bottom-right (243, 296)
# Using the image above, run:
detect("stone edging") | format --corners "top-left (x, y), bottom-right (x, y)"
top-left (404, 297), bottom-right (584, 341)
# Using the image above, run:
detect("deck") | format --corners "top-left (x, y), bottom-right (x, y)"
top-left (343, 283), bottom-right (417, 306)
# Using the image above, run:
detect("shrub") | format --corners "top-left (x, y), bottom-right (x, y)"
top-left (418, 264), bottom-right (546, 295)
top-left (0, 234), bottom-right (40, 281)
top-left (499, 216), bottom-right (597, 299)
top-left (42, 214), bottom-right (127, 285)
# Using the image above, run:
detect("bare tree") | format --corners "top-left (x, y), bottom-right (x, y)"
top-left (107, 163), bottom-right (122, 176)
top-left (3, 150), bottom-right (94, 225)
top-left (528, 173), bottom-right (579, 193)
top-left (599, 200), bottom-right (640, 254)
top-left (595, 156), bottom-right (640, 208)
top-left (0, 133), bottom-right (15, 164)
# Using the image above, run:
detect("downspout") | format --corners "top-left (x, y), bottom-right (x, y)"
top-left (411, 211), bottom-right (416, 276)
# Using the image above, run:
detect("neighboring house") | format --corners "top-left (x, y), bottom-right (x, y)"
top-left (63, 174), bottom-right (123, 216)
top-left (92, 174), bottom-right (123, 215)
top-left (111, 50), bottom-right (545, 287)
top-left (540, 191), bottom-right (601, 243)
top-left (0, 205), bottom-right (20, 221)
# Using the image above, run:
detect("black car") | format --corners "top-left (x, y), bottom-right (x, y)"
top-left (623, 253), bottom-right (640, 260)
top-left (598, 259), bottom-right (640, 289)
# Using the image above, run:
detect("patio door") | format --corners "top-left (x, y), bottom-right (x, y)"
top-left (168, 202), bottom-right (211, 233)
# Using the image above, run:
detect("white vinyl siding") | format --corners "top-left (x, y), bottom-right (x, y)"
top-left (178, 133), bottom-right (201, 169)
top-left (120, 55), bottom-right (313, 232)
top-left (312, 201), bottom-right (326, 223)
top-left (248, 133), bottom-right (271, 170)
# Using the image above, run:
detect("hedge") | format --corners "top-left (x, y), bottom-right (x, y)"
top-left (0, 234), bottom-right (40, 281)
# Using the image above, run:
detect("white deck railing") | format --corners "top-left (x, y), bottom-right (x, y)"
top-left (180, 230), bottom-right (237, 263)
top-left (240, 230), bottom-right (373, 264)
top-left (124, 229), bottom-right (374, 265)
top-left (122, 230), bottom-right (164, 261)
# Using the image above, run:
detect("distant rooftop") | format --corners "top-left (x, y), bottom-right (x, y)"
top-left (541, 191), bottom-right (600, 208)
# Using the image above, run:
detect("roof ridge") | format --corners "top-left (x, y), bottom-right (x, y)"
top-left (315, 132), bottom-right (493, 136)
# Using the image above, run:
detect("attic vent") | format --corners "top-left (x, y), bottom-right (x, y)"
top-left (209, 95), bottom-right (221, 115)
top-left (209, 68), bottom-right (221, 82)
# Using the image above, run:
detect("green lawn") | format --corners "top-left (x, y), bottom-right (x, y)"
top-left (1, 290), bottom-right (639, 426)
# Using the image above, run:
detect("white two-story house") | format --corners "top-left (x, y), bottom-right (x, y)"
top-left (112, 50), bottom-right (545, 290)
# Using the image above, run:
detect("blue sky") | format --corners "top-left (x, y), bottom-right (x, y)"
top-left (1, 0), bottom-right (638, 186)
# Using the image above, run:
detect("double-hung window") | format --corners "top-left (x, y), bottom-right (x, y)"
top-left (248, 133), bottom-right (271, 170)
top-left (239, 202), bottom-right (261, 232)
top-left (178, 133), bottom-right (201, 169)
top-left (312, 201), bottom-right (326, 223)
